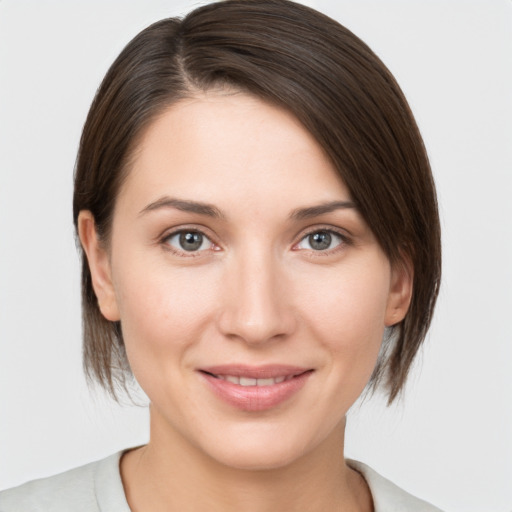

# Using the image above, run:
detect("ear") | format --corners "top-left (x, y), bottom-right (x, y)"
top-left (384, 256), bottom-right (413, 327)
top-left (77, 211), bottom-right (120, 322)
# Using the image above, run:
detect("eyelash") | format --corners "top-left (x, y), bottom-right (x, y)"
top-left (293, 227), bottom-right (351, 256)
top-left (160, 227), bottom-right (219, 257)
top-left (159, 226), bottom-right (351, 257)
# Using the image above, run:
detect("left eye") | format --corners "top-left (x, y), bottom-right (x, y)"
top-left (165, 230), bottom-right (214, 252)
top-left (296, 230), bottom-right (344, 251)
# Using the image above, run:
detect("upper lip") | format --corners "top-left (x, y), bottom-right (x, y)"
top-left (199, 365), bottom-right (312, 379)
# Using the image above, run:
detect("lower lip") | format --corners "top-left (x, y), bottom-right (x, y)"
top-left (199, 371), bottom-right (313, 412)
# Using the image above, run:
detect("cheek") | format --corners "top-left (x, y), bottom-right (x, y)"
top-left (112, 260), bottom-right (221, 370)
top-left (298, 259), bottom-right (390, 369)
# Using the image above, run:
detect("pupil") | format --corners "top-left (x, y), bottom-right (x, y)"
top-left (179, 232), bottom-right (203, 251)
top-left (309, 231), bottom-right (331, 250)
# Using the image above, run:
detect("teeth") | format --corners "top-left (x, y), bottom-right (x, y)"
top-left (240, 377), bottom-right (257, 386)
top-left (256, 378), bottom-right (275, 386)
top-left (217, 375), bottom-right (291, 386)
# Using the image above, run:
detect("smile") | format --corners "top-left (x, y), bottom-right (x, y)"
top-left (211, 375), bottom-right (289, 386)
top-left (199, 365), bottom-right (313, 411)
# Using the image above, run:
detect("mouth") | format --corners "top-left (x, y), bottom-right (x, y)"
top-left (203, 374), bottom-right (292, 386)
top-left (200, 371), bottom-right (310, 387)
top-left (198, 365), bottom-right (314, 411)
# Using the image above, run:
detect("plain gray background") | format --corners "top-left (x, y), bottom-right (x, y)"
top-left (1, 1), bottom-right (511, 511)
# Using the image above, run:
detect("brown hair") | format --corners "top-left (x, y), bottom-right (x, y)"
top-left (73, 0), bottom-right (441, 403)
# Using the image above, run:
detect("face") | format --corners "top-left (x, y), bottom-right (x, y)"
top-left (80, 91), bottom-right (411, 470)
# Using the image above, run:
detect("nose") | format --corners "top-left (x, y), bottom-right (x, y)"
top-left (217, 248), bottom-right (296, 346)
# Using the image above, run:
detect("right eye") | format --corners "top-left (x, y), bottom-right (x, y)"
top-left (164, 230), bottom-right (215, 254)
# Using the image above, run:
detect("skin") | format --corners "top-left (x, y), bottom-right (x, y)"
top-left (79, 90), bottom-right (412, 512)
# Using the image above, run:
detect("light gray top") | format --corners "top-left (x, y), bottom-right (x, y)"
top-left (0, 451), bottom-right (443, 511)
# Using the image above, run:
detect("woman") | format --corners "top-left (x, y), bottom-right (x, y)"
top-left (0, 0), bottom-right (443, 510)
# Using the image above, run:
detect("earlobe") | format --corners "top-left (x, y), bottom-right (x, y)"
top-left (384, 257), bottom-right (414, 327)
top-left (77, 211), bottom-right (120, 322)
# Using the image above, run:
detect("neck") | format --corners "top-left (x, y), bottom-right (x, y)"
top-left (121, 407), bottom-right (372, 512)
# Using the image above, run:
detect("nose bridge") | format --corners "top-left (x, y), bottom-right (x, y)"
top-left (218, 243), bottom-right (294, 344)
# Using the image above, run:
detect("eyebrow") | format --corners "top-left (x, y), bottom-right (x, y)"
top-left (290, 200), bottom-right (357, 220)
top-left (139, 197), bottom-right (224, 219)
top-left (139, 197), bottom-right (356, 221)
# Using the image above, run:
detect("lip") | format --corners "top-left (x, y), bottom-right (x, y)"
top-left (198, 365), bottom-right (313, 412)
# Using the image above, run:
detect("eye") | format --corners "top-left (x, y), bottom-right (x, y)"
top-left (296, 230), bottom-right (345, 252)
top-left (164, 230), bottom-right (215, 253)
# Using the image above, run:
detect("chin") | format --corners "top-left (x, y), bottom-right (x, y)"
top-left (196, 421), bottom-right (330, 472)
top-left (208, 442), bottom-right (305, 472)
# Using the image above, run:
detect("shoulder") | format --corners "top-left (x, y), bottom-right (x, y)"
top-left (348, 460), bottom-right (444, 512)
top-left (0, 452), bottom-right (130, 512)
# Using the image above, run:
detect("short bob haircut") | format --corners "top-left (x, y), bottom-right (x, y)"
top-left (73, 0), bottom-right (441, 404)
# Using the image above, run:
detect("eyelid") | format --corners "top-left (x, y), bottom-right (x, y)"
top-left (159, 225), bottom-right (221, 257)
top-left (292, 225), bottom-right (352, 253)
top-left (157, 223), bottom-right (351, 257)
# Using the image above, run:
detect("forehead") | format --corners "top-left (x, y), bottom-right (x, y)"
top-left (118, 92), bottom-right (351, 217)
